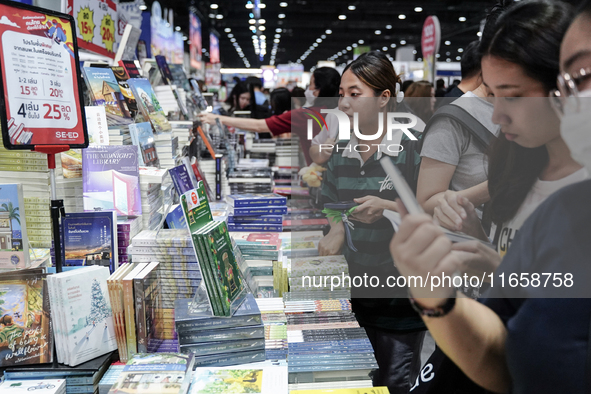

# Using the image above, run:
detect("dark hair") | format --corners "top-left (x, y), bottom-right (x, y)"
top-left (404, 81), bottom-right (434, 122)
top-left (290, 86), bottom-right (306, 108)
top-left (576, 0), bottom-right (591, 16)
top-left (481, 0), bottom-right (573, 225)
top-left (225, 82), bottom-right (249, 112)
top-left (270, 87), bottom-right (291, 115)
top-left (312, 67), bottom-right (341, 106)
top-left (343, 51), bottom-right (402, 110)
top-left (436, 79), bottom-right (445, 89)
top-left (245, 76), bottom-right (263, 89)
top-left (291, 87), bottom-right (305, 97)
top-left (401, 80), bottom-right (414, 93)
top-left (461, 41), bottom-right (481, 79)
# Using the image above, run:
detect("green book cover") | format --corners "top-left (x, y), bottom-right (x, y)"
top-left (196, 224), bottom-right (228, 317)
top-left (192, 222), bottom-right (222, 316)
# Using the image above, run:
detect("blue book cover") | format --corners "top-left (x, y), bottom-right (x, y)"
top-left (227, 214), bottom-right (282, 224)
top-left (226, 193), bottom-right (287, 207)
top-left (62, 212), bottom-right (118, 273)
top-left (82, 67), bottom-right (133, 127)
top-left (228, 224), bottom-right (283, 232)
top-left (229, 206), bottom-right (288, 216)
top-left (169, 164), bottom-right (195, 195)
top-left (127, 78), bottom-right (172, 133)
top-left (82, 145), bottom-right (142, 216)
top-left (165, 205), bottom-right (187, 230)
top-left (129, 122), bottom-right (159, 167)
top-left (0, 183), bottom-right (29, 269)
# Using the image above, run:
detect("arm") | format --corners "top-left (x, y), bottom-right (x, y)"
top-left (310, 138), bottom-right (335, 165)
top-left (318, 216), bottom-right (345, 256)
top-left (199, 113), bottom-right (271, 134)
top-left (417, 157), bottom-right (490, 214)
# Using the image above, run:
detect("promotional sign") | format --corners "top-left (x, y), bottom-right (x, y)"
top-left (421, 16), bottom-right (441, 83)
top-left (205, 62), bottom-right (221, 86)
top-left (0, 1), bottom-right (88, 149)
top-left (67, 0), bottom-right (121, 59)
top-left (209, 31), bottom-right (220, 64)
top-left (150, 1), bottom-right (183, 64)
top-left (189, 12), bottom-right (202, 69)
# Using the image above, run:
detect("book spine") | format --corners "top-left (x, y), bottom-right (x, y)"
top-left (200, 229), bottom-right (230, 317)
top-left (228, 215), bottom-right (283, 224)
top-left (123, 279), bottom-right (138, 359)
top-left (134, 277), bottom-right (147, 353)
top-left (233, 197), bottom-right (286, 207)
top-left (231, 207), bottom-right (288, 216)
top-left (215, 155), bottom-right (221, 201)
top-left (228, 224), bottom-right (283, 232)
top-left (175, 314), bottom-right (262, 332)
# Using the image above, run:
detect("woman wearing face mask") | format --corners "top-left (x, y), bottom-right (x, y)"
top-left (318, 51), bottom-right (424, 394)
top-left (199, 67), bottom-right (341, 165)
top-left (389, 1), bottom-right (591, 393)
top-left (428, 0), bottom-right (587, 277)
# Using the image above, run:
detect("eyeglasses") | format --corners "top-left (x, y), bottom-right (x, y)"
top-left (550, 66), bottom-right (591, 117)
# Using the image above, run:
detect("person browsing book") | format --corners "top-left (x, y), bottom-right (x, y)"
top-left (199, 67), bottom-right (341, 165)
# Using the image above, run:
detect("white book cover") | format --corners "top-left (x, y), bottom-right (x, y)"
top-left (56, 266), bottom-right (117, 366)
top-left (85, 106), bottom-right (110, 146)
top-left (0, 379), bottom-right (66, 393)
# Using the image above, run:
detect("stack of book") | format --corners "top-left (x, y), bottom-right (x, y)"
top-left (255, 297), bottom-right (288, 360)
top-left (287, 255), bottom-right (350, 292)
top-left (283, 291), bottom-right (377, 385)
top-left (275, 137), bottom-right (300, 168)
top-left (249, 139), bottom-right (276, 165)
top-left (116, 217), bottom-right (142, 265)
top-left (155, 133), bottom-right (179, 169)
top-left (2, 351), bottom-right (118, 394)
top-left (280, 231), bottom-right (323, 259)
top-left (56, 176), bottom-right (84, 213)
top-left (199, 157), bottom-right (229, 200)
top-left (107, 126), bottom-right (131, 146)
top-left (97, 363), bottom-right (125, 394)
top-left (228, 167), bottom-right (273, 194)
top-left (0, 379), bottom-right (65, 394)
top-left (273, 167), bottom-right (296, 196)
top-left (175, 294), bottom-right (266, 367)
top-left (231, 232), bottom-right (280, 297)
top-left (169, 121), bottom-right (194, 147)
top-left (138, 167), bottom-right (167, 230)
top-left (106, 353), bottom-right (195, 394)
top-left (226, 194), bottom-right (287, 233)
top-left (48, 266), bottom-right (118, 366)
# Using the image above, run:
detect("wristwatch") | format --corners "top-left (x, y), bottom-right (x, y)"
top-left (409, 296), bottom-right (456, 317)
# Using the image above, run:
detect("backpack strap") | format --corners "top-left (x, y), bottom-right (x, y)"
top-left (425, 104), bottom-right (496, 150)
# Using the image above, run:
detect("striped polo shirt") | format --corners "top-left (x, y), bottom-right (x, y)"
top-left (321, 129), bottom-right (425, 332)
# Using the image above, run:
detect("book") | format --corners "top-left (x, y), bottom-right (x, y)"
top-left (121, 263), bottom-right (148, 361)
top-left (107, 353), bottom-right (195, 394)
top-left (82, 67), bottom-right (134, 127)
top-left (62, 212), bottom-right (118, 273)
top-left (165, 205), bottom-right (187, 230)
top-left (0, 379), bottom-right (66, 394)
top-left (189, 365), bottom-right (288, 394)
top-left (114, 23), bottom-right (142, 63)
top-left (129, 122), bottom-right (159, 167)
top-left (111, 66), bottom-right (139, 118)
top-left (0, 184), bottom-right (29, 269)
top-left (133, 262), bottom-right (161, 354)
top-left (85, 106), bottom-right (110, 145)
top-left (226, 194), bottom-right (287, 208)
top-left (82, 146), bottom-right (141, 216)
top-left (191, 349), bottom-right (267, 368)
top-left (230, 206), bottom-right (288, 216)
top-left (127, 78), bottom-right (172, 133)
top-left (120, 60), bottom-right (141, 79)
top-left (180, 338), bottom-right (265, 357)
top-left (48, 267), bottom-right (117, 366)
top-left (169, 164), bottom-right (195, 195)
top-left (107, 264), bottom-right (136, 362)
top-left (178, 325), bottom-right (265, 345)
top-left (228, 224), bottom-right (283, 232)
top-left (228, 215), bottom-right (283, 224)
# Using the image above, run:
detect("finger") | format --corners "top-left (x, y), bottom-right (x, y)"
top-left (447, 193), bottom-right (467, 219)
top-left (354, 196), bottom-right (372, 203)
top-left (416, 233), bottom-right (454, 273)
top-left (395, 198), bottom-right (409, 218)
top-left (457, 196), bottom-right (475, 212)
top-left (439, 198), bottom-right (463, 229)
top-left (392, 213), bottom-right (433, 245)
top-left (450, 240), bottom-right (481, 253)
top-left (397, 222), bottom-right (445, 265)
top-left (434, 206), bottom-right (457, 231)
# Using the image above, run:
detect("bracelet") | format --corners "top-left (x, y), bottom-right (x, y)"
top-left (409, 296), bottom-right (456, 318)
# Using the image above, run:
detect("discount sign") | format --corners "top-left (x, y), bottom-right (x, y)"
top-left (421, 16), bottom-right (441, 83)
top-left (67, 0), bottom-right (120, 58)
top-left (0, 1), bottom-right (87, 149)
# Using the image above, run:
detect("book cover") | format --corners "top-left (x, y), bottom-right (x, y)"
top-left (229, 206), bottom-right (288, 216)
top-left (129, 122), bottom-right (159, 167)
top-left (127, 78), bottom-right (172, 133)
top-left (60, 150), bottom-right (83, 179)
top-left (165, 205), bottom-right (187, 230)
top-left (226, 194), bottom-right (287, 208)
top-left (83, 146), bottom-right (141, 216)
top-left (189, 365), bottom-right (287, 394)
top-left (169, 164), bottom-right (195, 195)
top-left (82, 67), bottom-right (134, 127)
top-left (85, 106), bottom-right (110, 146)
top-left (122, 264), bottom-right (148, 361)
top-left (0, 184), bottom-right (29, 269)
top-left (0, 271), bottom-right (52, 366)
top-left (111, 66), bottom-right (138, 118)
top-left (120, 60), bottom-right (141, 79)
top-left (0, 379), bottom-right (65, 393)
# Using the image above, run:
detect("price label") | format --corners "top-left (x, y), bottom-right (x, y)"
top-left (67, 0), bottom-right (120, 58)
top-left (0, 2), bottom-right (87, 148)
top-left (77, 6), bottom-right (95, 43)
top-left (100, 14), bottom-right (115, 52)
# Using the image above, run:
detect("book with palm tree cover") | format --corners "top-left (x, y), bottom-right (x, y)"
top-left (0, 184), bottom-right (29, 269)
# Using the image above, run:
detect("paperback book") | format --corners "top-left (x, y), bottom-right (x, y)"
top-left (127, 78), bottom-right (172, 133)
top-left (129, 122), bottom-right (159, 167)
top-left (82, 67), bottom-right (134, 127)
top-left (0, 184), bottom-right (29, 269)
top-left (82, 146), bottom-right (142, 216)
top-left (226, 193), bottom-right (287, 207)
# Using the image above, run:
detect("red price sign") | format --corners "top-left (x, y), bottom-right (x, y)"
top-left (421, 16), bottom-right (441, 59)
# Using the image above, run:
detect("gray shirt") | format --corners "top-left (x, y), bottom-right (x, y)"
top-left (420, 91), bottom-right (499, 192)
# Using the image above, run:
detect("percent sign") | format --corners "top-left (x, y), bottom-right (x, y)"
top-left (62, 105), bottom-right (71, 120)
top-left (50, 88), bottom-right (64, 98)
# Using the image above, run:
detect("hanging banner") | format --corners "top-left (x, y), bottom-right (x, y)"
top-left (189, 12), bottom-right (202, 69)
top-left (66, 0), bottom-right (121, 59)
top-left (209, 31), bottom-right (220, 64)
top-left (0, 1), bottom-right (88, 149)
top-left (421, 16), bottom-right (441, 83)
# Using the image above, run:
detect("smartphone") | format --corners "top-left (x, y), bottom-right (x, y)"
top-left (324, 201), bottom-right (358, 211)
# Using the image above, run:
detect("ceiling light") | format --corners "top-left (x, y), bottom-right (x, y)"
top-left (228, 34), bottom-right (234, 38)
top-left (216, 14), bottom-right (223, 19)
top-left (174, 26), bottom-right (180, 31)
top-left (182, 35), bottom-right (188, 41)
top-left (259, 3), bottom-right (266, 8)
top-left (399, 14), bottom-right (406, 19)
top-left (250, 26), bottom-right (256, 31)
top-left (279, 13), bottom-right (286, 18)
top-left (210, 3), bottom-right (218, 9)
top-left (260, 26), bottom-right (266, 30)
top-left (358, 39), bottom-right (364, 44)
top-left (347, 46), bottom-right (352, 50)
top-left (348, 5), bottom-right (356, 10)
top-left (224, 28), bottom-right (232, 33)
top-left (375, 30), bottom-right (381, 35)
top-left (413, 49), bottom-right (417, 54)
top-left (252, 35), bottom-right (257, 39)
top-left (249, 12), bottom-right (254, 18)
top-left (316, 38), bottom-right (322, 43)
top-left (446, 51), bottom-right (450, 55)
top-left (386, 24), bottom-right (392, 29)
top-left (477, 31), bottom-right (482, 37)
top-left (414, 7), bottom-right (423, 12)
top-left (391, 43), bottom-right (396, 48)
top-left (246, 3), bottom-right (254, 9)
top-left (249, 19), bottom-right (255, 24)
top-left (338, 51), bottom-right (342, 55)
top-left (445, 40), bottom-right (451, 45)
top-left (458, 48), bottom-right (464, 53)
top-left (446, 58), bottom-right (451, 62)
top-left (208, 14), bottom-right (215, 18)
top-left (275, 34), bottom-right (280, 38)
top-left (258, 19), bottom-right (266, 24)
top-left (326, 29), bottom-right (332, 34)
top-left (321, 35), bottom-right (326, 39)
top-left (436, 53), bottom-right (440, 58)
top-left (456, 56), bottom-right (462, 60)
top-left (352, 43), bottom-right (358, 47)
top-left (382, 46), bottom-right (388, 51)
top-left (459, 16), bottom-right (466, 22)
top-left (231, 38), bottom-right (236, 42)
top-left (276, 28), bottom-right (282, 33)
top-left (338, 14), bottom-right (346, 20)
top-left (274, 39), bottom-right (280, 43)
top-left (280, 2), bottom-right (288, 6)
top-left (313, 43), bottom-right (318, 47)
top-left (139, 4), bottom-right (147, 10)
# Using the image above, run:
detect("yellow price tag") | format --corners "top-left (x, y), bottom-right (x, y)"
top-left (77, 6), bottom-right (95, 43)
top-left (100, 14), bottom-right (115, 53)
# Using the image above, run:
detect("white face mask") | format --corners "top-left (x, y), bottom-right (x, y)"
top-left (304, 88), bottom-right (316, 106)
top-left (560, 90), bottom-right (591, 172)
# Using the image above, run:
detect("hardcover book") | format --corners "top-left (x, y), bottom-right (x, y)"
top-left (82, 146), bottom-right (142, 216)
top-left (62, 212), bottom-right (118, 273)
top-left (82, 67), bottom-right (134, 127)
top-left (0, 184), bottom-right (29, 269)
top-left (129, 122), bottom-right (159, 167)
top-left (127, 78), bottom-right (172, 133)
